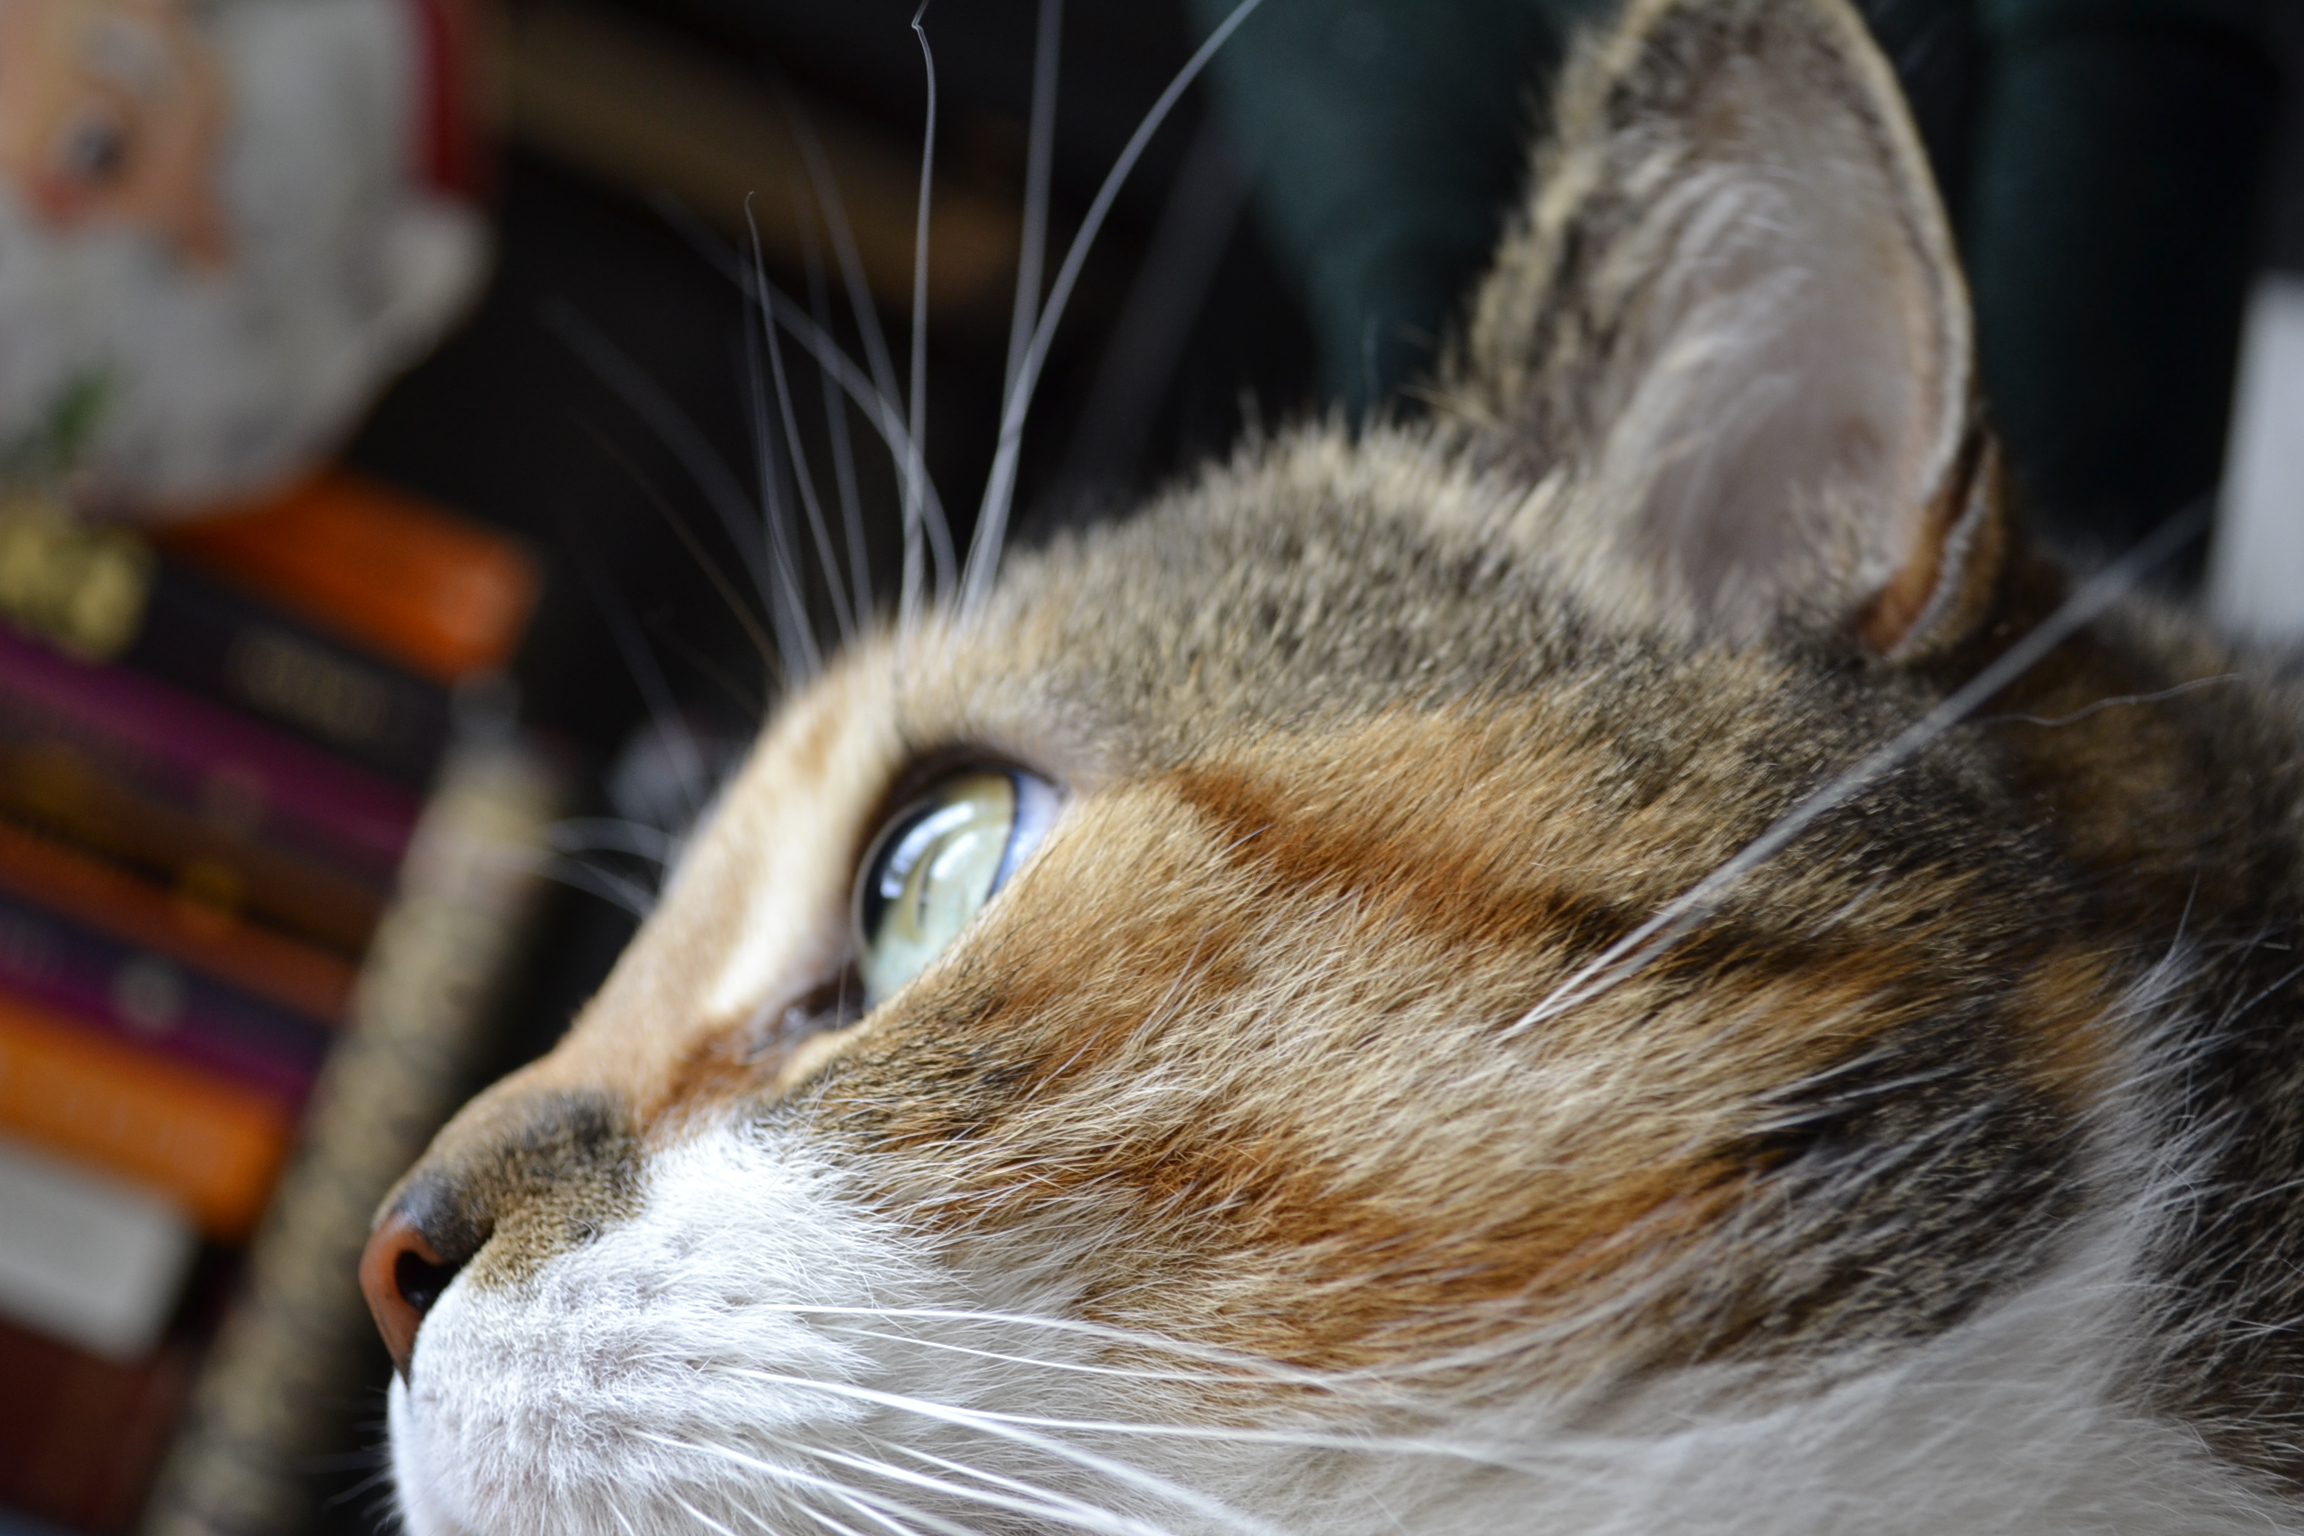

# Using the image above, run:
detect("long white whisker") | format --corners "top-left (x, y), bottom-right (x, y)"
top-left (903, 1), bottom-right (939, 629)
top-left (804, 1440), bottom-right (1191, 1536)
top-left (646, 193), bottom-right (949, 577)
top-left (819, 1484), bottom-right (953, 1536)
top-left (780, 100), bottom-right (905, 450)
top-left (698, 1369), bottom-right (1287, 1536)
top-left (796, 189), bottom-right (875, 624)
top-left (777, 1499), bottom-right (884, 1536)
top-left (537, 853), bottom-right (657, 918)
top-left (1002, 0), bottom-right (1064, 421)
top-left (740, 224), bottom-right (825, 682)
top-left (548, 817), bottom-right (676, 864)
top-left (815, 1325), bottom-right (1270, 1387)
top-left (886, 1440), bottom-right (1214, 1536)
top-left (750, 203), bottom-right (858, 644)
top-left (961, 0), bottom-right (1270, 612)
top-left (673, 1492), bottom-right (746, 1536)
top-left (1501, 500), bottom-right (2211, 1040)
top-left (693, 1357), bottom-right (1784, 1480)
top-left (638, 1433), bottom-right (974, 1536)
top-left (649, 1303), bottom-right (1310, 1381)
top-left (765, 286), bottom-right (952, 559)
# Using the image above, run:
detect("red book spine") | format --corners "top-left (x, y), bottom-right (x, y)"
top-left (0, 1320), bottom-right (191, 1534)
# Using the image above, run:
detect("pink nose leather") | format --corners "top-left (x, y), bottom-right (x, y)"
top-left (361, 1207), bottom-right (457, 1381)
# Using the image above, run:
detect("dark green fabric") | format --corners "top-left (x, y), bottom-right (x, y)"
top-left (1966, 14), bottom-right (2277, 552)
top-left (1186, 0), bottom-right (2284, 554)
top-left (1183, 0), bottom-right (1610, 409)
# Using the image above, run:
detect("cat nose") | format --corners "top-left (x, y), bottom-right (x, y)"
top-left (360, 1193), bottom-right (475, 1381)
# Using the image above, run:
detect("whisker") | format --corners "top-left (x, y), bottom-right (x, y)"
top-left (885, 1439), bottom-right (1222, 1536)
top-left (796, 191), bottom-right (875, 624)
top-left (538, 851), bottom-right (657, 920)
top-left (691, 1353), bottom-right (1784, 1480)
top-left (818, 1484), bottom-right (957, 1536)
top-left (1500, 500), bottom-right (2213, 1040)
top-left (815, 1324), bottom-right (1269, 1388)
top-left (779, 98), bottom-right (906, 457)
top-left (640, 1433), bottom-right (975, 1536)
top-left (693, 1370), bottom-right (1286, 1535)
top-left (673, 1492), bottom-right (746, 1536)
top-left (548, 817), bottom-right (677, 864)
top-left (577, 420), bottom-right (782, 682)
top-left (804, 1440), bottom-right (1192, 1536)
top-left (961, 0), bottom-right (1272, 612)
top-left (903, 0), bottom-right (940, 628)
top-left (638, 1302), bottom-right (1304, 1379)
top-left (543, 299), bottom-right (779, 640)
top-left (749, 203), bottom-right (857, 644)
top-left (1978, 673), bottom-right (2242, 730)
top-left (741, 222), bottom-right (825, 682)
top-left (1002, 0), bottom-right (1064, 430)
top-left (775, 1500), bottom-right (884, 1536)
top-left (647, 192), bottom-right (949, 572)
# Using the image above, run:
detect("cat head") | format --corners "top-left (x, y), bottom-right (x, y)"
top-left (366, 0), bottom-right (2270, 1531)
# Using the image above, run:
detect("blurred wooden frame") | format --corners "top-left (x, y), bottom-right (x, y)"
top-left (506, 0), bottom-right (1023, 319)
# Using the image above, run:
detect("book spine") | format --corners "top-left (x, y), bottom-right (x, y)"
top-left (127, 565), bottom-right (454, 791)
top-left (0, 1319), bottom-right (192, 1535)
top-left (0, 506), bottom-right (453, 791)
top-left (155, 470), bottom-right (539, 684)
top-left (0, 894), bottom-right (328, 1107)
top-left (0, 731), bottom-right (390, 958)
top-left (0, 821), bottom-right (354, 1026)
top-left (142, 734), bottom-right (563, 1536)
top-left (0, 993), bottom-right (293, 1241)
top-left (0, 1135), bottom-right (199, 1361)
top-left (0, 625), bottom-right (419, 882)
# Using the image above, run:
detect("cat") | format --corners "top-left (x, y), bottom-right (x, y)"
top-left (359, 0), bottom-right (2304, 1530)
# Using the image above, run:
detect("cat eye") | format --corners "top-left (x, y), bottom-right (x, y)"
top-left (854, 768), bottom-right (1059, 1008)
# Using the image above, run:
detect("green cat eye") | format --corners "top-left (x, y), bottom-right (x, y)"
top-left (854, 768), bottom-right (1059, 1009)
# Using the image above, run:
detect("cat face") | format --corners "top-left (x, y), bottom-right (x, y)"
top-left (366, 0), bottom-right (2304, 1531)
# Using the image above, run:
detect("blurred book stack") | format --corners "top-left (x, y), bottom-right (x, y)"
top-left (0, 475), bottom-right (546, 1535)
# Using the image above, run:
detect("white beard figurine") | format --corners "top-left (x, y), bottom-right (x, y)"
top-left (0, 0), bottom-right (493, 514)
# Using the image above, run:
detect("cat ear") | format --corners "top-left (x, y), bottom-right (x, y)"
top-left (1451, 0), bottom-right (2000, 657)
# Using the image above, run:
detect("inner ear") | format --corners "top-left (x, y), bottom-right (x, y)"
top-left (1455, 0), bottom-right (1994, 655)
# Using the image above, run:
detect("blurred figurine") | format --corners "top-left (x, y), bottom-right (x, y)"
top-left (0, 0), bottom-right (494, 513)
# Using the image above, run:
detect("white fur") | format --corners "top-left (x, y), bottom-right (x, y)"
top-left (391, 1101), bottom-right (2292, 1536)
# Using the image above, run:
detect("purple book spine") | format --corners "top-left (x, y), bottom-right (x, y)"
top-left (0, 891), bottom-right (329, 1107)
top-left (0, 625), bottom-right (418, 879)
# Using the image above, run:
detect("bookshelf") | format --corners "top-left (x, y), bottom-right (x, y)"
top-left (0, 477), bottom-right (558, 1534)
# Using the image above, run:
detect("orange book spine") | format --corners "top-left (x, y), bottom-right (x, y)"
top-left (0, 819), bottom-right (354, 1025)
top-left (0, 993), bottom-right (293, 1240)
top-left (156, 470), bottom-right (539, 685)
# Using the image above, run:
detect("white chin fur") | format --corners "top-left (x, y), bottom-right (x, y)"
top-left (390, 1117), bottom-right (2291, 1536)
